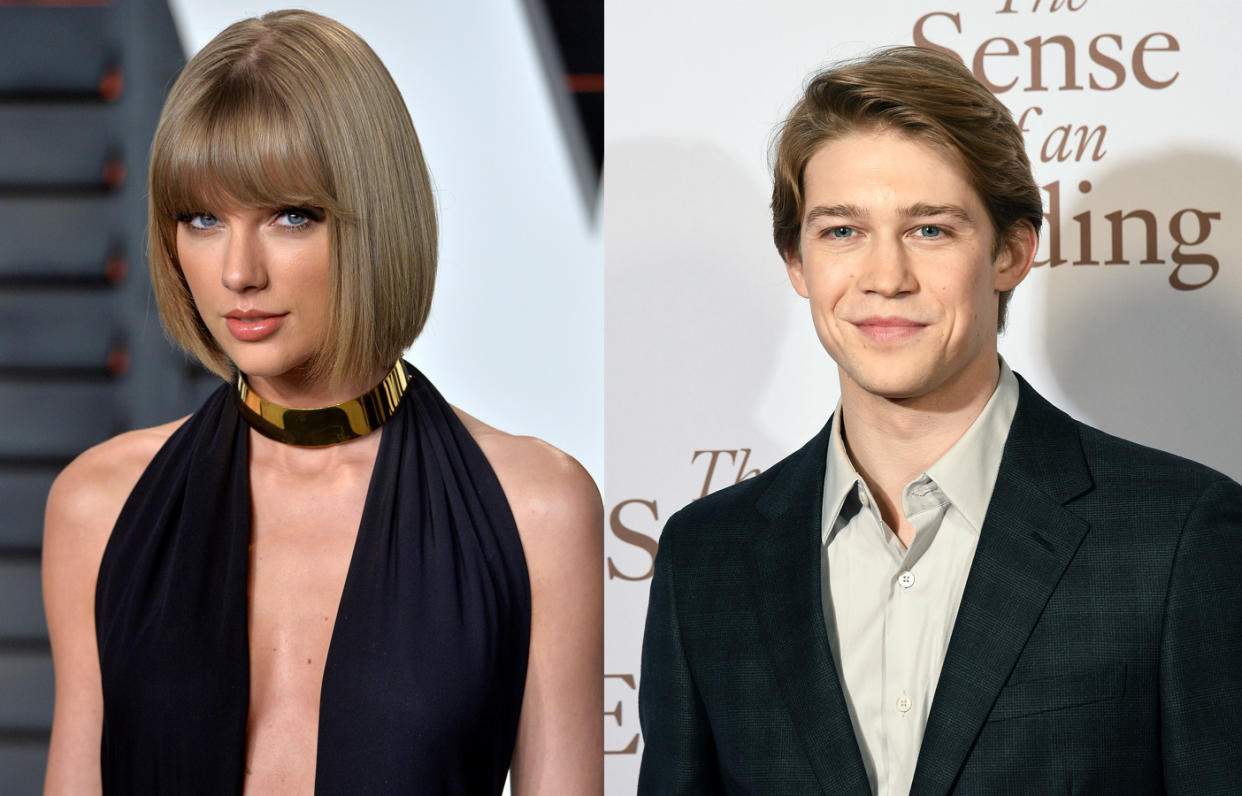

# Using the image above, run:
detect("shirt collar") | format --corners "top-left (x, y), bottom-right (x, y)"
top-left (824, 404), bottom-right (865, 546)
top-left (822, 359), bottom-right (1020, 544)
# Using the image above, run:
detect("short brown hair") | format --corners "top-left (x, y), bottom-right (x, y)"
top-left (771, 46), bottom-right (1041, 329)
top-left (149, 9), bottom-right (437, 384)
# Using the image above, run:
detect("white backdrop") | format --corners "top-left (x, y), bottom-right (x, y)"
top-left (169, 0), bottom-right (603, 484)
top-left (606, 1), bottom-right (1242, 792)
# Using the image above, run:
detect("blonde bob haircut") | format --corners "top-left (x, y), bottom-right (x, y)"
top-left (771, 46), bottom-right (1042, 330)
top-left (149, 9), bottom-right (437, 385)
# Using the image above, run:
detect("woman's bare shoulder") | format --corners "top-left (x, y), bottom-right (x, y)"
top-left (451, 407), bottom-right (602, 543)
top-left (41, 416), bottom-right (191, 794)
top-left (451, 407), bottom-right (604, 792)
top-left (45, 417), bottom-right (189, 548)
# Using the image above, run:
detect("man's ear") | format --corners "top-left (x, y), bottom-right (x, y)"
top-left (785, 248), bottom-right (811, 298)
top-left (994, 220), bottom-right (1038, 293)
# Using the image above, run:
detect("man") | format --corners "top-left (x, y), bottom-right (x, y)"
top-left (638, 46), bottom-right (1242, 795)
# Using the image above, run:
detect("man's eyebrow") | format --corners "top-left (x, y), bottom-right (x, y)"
top-left (901, 203), bottom-right (976, 225)
top-left (804, 204), bottom-right (867, 224)
top-left (804, 203), bottom-right (978, 226)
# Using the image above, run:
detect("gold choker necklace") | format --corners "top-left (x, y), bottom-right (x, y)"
top-left (235, 362), bottom-right (409, 447)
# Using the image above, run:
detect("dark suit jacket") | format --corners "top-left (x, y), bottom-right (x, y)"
top-left (638, 376), bottom-right (1242, 794)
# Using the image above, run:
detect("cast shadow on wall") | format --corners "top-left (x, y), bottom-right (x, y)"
top-left (1040, 149), bottom-right (1242, 482)
top-left (608, 138), bottom-right (792, 493)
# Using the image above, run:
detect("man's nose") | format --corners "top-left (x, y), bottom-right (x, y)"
top-left (856, 237), bottom-right (916, 297)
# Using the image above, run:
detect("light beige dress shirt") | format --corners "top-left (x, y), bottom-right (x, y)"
top-left (820, 363), bottom-right (1019, 796)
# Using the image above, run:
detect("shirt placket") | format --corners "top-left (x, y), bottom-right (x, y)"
top-left (879, 480), bottom-right (949, 795)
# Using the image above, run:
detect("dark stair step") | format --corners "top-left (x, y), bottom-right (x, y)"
top-left (0, 6), bottom-right (120, 101)
top-left (0, 104), bottom-right (124, 191)
top-left (0, 737), bottom-right (48, 796)
top-left (0, 467), bottom-right (58, 551)
top-left (0, 196), bottom-right (124, 283)
top-left (0, 561), bottom-right (45, 642)
top-left (0, 646), bottom-right (53, 731)
top-left (0, 290), bottom-right (125, 373)
top-left (0, 380), bottom-right (119, 459)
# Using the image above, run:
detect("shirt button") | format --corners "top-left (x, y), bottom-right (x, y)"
top-left (897, 570), bottom-right (915, 589)
top-left (859, 490), bottom-right (870, 508)
top-left (896, 695), bottom-right (913, 713)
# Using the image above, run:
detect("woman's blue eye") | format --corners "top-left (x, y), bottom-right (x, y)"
top-left (276, 208), bottom-right (322, 228)
top-left (189, 213), bottom-right (218, 229)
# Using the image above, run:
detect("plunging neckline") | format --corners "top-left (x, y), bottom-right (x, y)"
top-left (95, 362), bottom-right (531, 795)
top-left (239, 421), bottom-right (389, 791)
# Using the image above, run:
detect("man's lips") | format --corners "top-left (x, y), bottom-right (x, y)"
top-left (852, 316), bottom-right (927, 341)
top-left (223, 311), bottom-right (287, 342)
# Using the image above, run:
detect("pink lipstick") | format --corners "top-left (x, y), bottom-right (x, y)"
top-left (224, 310), bottom-right (286, 342)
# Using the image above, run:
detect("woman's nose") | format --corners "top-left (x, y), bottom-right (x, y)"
top-left (220, 227), bottom-right (267, 292)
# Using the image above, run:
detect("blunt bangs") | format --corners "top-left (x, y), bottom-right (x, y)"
top-left (151, 77), bottom-right (346, 225)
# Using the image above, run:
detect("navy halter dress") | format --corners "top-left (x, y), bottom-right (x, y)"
top-left (94, 363), bottom-right (531, 794)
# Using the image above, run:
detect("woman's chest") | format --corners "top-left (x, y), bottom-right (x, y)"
top-left (247, 474), bottom-right (367, 662)
top-left (242, 478), bottom-right (367, 789)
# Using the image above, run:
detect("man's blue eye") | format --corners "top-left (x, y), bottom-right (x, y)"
top-left (829, 227), bottom-right (853, 238)
top-left (919, 225), bottom-right (943, 238)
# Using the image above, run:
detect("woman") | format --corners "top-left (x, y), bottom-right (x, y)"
top-left (42, 10), bottom-right (603, 794)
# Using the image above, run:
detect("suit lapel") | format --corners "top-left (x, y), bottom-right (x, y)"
top-left (910, 378), bottom-right (1094, 796)
top-left (749, 421), bottom-right (872, 795)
